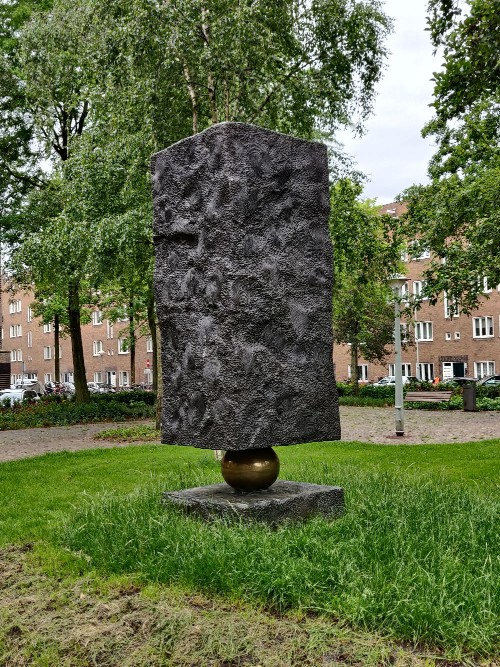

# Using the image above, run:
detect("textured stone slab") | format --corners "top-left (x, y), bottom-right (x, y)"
top-left (152, 122), bottom-right (340, 450)
top-left (163, 480), bottom-right (345, 524)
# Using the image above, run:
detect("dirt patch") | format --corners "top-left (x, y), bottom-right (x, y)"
top-left (0, 546), bottom-right (496, 667)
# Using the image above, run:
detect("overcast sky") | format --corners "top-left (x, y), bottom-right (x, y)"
top-left (337, 0), bottom-right (440, 204)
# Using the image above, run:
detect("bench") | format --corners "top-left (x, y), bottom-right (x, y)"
top-left (404, 391), bottom-right (453, 403)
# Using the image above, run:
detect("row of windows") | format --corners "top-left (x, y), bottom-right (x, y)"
top-left (349, 361), bottom-right (496, 382)
top-left (92, 370), bottom-right (131, 387)
top-left (8, 304), bottom-right (128, 339)
top-left (410, 317), bottom-right (497, 342)
top-left (92, 337), bottom-right (153, 356)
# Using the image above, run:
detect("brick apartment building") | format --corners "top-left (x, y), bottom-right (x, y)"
top-left (0, 284), bottom-right (154, 388)
top-left (3, 201), bottom-right (499, 389)
top-left (333, 201), bottom-right (500, 383)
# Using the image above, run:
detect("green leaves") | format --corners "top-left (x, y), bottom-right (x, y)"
top-left (400, 0), bottom-right (500, 313)
top-left (330, 179), bottom-right (402, 372)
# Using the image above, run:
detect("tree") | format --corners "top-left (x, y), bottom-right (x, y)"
top-left (86, 0), bottom-right (392, 142)
top-left (3, 0), bottom-right (393, 400)
top-left (330, 180), bottom-right (402, 391)
top-left (2, 1), bottom-right (96, 401)
top-left (399, 0), bottom-right (500, 313)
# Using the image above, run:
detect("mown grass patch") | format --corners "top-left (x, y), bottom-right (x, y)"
top-left (94, 424), bottom-right (160, 442)
top-left (58, 465), bottom-right (499, 657)
top-left (0, 440), bottom-right (499, 660)
top-left (1, 545), bottom-right (471, 667)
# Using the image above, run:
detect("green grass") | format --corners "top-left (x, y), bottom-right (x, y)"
top-left (0, 439), bottom-right (499, 658)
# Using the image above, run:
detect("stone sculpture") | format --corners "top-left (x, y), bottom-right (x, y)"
top-left (151, 122), bottom-right (340, 466)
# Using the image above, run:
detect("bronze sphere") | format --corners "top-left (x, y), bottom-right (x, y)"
top-left (221, 448), bottom-right (280, 491)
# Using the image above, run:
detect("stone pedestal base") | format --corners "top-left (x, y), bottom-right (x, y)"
top-left (163, 480), bottom-right (344, 525)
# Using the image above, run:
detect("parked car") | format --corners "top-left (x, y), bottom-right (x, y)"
top-left (447, 376), bottom-right (477, 386)
top-left (374, 376), bottom-right (414, 386)
top-left (0, 388), bottom-right (40, 405)
top-left (477, 375), bottom-right (500, 386)
top-left (87, 382), bottom-right (105, 393)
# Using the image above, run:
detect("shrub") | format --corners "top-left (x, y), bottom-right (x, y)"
top-left (0, 391), bottom-right (156, 430)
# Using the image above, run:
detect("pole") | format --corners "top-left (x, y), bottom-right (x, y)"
top-left (394, 292), bottom-right (404, 436)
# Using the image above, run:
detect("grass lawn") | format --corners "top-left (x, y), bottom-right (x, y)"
top-left (0, 436), bottom-right (499, 666)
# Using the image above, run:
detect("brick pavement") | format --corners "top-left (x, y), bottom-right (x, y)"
top-left (0, 406), bottom-right (499, 463)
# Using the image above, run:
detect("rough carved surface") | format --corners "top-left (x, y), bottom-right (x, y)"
top-left (152, 122), bottom-right (340, 450)
top-left (163, 481), bottom-right (345, 524)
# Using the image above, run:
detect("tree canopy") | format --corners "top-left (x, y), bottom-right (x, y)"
top-left (330, 180), bottom-right (402, 388)
top-left (399, 0), bottom-right (500, 314)
top-left (1, 0), bottom-right (394, 398)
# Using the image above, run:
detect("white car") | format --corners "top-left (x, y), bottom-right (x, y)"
top-left (0, 388), bottom-right (40, 405)
top-left (87, 382), bottom-right (105, 393)
top-left (374, 376), bottom-right (413, 386)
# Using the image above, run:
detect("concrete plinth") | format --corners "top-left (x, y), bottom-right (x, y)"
top-left (163, 480), bottom-right (344, 525)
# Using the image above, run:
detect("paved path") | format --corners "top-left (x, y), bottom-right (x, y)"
top-left (1, 407), bottom-right (500, 462)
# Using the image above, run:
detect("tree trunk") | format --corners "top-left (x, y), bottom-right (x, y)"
top-left (351, 344), bottom-right (360, 396)
top-left (67, 281), bottom-right (90, 403)
top-left (54, 313), bottom-right (60, 382)
top-left (129, 302), bottom-right (136, 385)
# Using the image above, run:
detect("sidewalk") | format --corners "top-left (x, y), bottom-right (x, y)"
top-left (1, 406), bottom-right (499, 462)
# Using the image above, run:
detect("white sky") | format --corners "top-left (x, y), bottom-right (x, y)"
top-left (337, 0), bottom-right (440, 204)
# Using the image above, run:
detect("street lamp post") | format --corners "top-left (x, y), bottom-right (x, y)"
top-left (388, 275), bottom-right (407, 437)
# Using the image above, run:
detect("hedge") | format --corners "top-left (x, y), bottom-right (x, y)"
top-left (0, 391), bottom-right (156, 430)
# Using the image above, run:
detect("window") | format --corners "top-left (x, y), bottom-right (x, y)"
top-left (400, 323), bottom-right (410, 343)
top-left (63, 372), bottom-right (74, 383)
top-left (27, 307), bottom-right (33, 323)
top-left (10, 350), bottom-right (17, 362)
top-left (347, 364), bottom-right (368, 381)
top-left (106, 320), bottom-right (114, 339)
top-left (444, 293), bottom-right (459, 318)
top-left (44, 373), bottom-right (52, 383)
top-left (17, 349), bottom-right (22, 361)
top-left (445, 332), bottom-right (452, 341)
top-left (92, 310), bottom-right (103, 326)
top-left (417, 363), bottom-right (434, 381)
top-left (93, 371), bottom-right (103, 383)
top-left (43, 346), bottom-right (52, 360)
top-left (119, 371), bottom-right (129, 387)
top-left (93, 340), bottom-right (103, 356)
top-left (475, 361), bottom-right (494, 379)
top-left (118, 338), bottom-right (129, 354)
top-left (454, 332), bottom-right (461, 340)
top-left (473, 316), bottom-right (493, 338)
top-left (400, 282), bottom-right (409, 302)
top-left (415, 321), bottom-right (433, 341)
top-left (389, 363), bottom-right (412, 377)
top-left (9, 299), bottom-right (21, 314)
top-left (43, 322), bottom-right (52, 333)
top-left (9, 324), bottom-right (22, 337)
top-left (482, 277), bottom-right (492, 293)
top-left (409, 242), bottom-right (430, 260)
top-left (27, 331), bottom-right (32, 348)
top-left (146, 336), bottom-right (153, 353)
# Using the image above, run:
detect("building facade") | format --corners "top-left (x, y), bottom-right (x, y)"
top-left (333, 201), bottom-right (500, 383)
top-left (1, 286), bottom-right (154, 388)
